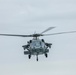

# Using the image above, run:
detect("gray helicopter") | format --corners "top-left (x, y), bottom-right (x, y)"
top-left (0, 27), bottom-right (76, 61)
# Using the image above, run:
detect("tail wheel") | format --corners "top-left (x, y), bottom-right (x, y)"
top-left (36, 55), bottom-right (38, 61)
top-left (36, 57), bottom-right (38, 61)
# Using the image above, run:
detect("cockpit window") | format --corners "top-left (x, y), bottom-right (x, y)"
top-left (30, 40), bottom-right (42, 48)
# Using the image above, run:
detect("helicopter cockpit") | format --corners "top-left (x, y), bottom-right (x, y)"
top-left (30, 39), bottom-right (45, 49)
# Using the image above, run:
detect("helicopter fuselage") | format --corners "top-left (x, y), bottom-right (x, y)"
top-left (23, 38), bottom-right (52, 61)
top-left (29, 39), bottom-right (49, 55)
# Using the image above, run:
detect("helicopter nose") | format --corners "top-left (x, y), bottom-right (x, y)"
top-left (35, 48), bottom-right (43, 52)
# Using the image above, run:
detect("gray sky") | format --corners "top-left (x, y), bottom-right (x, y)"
top-left (0, 0), bottom-right (76, 75)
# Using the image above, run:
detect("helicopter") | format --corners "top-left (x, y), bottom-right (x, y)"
top-left (0, 27), bottom-right (76, 61)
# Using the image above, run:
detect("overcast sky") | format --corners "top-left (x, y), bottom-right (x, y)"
top-left (0, 0), bottom-right (76, 75)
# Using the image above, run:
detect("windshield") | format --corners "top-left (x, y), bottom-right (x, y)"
top-left (30, 40), bottom-right (42, 48)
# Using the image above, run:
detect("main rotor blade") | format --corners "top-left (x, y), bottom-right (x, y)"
top-left (41, 27), bottom-right (55, 34)
top-left (0, 34), bottom-right (33, 37)
top-left (43, 31), bottom-right (76, 36)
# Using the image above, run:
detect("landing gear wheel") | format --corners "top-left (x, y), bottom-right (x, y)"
top-left (36, 56), bottom-right (38, 61)
top-left (45, 54), bottom-right (48, 58)
top-left (37, 58), bottom-right (38, 61)
top-left (28, 55), bottom-right (31, 59)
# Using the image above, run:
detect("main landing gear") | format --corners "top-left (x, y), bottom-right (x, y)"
top-left (28, 54), bottom-right (48, 61)
top-left (45, 53), bottom-right (48, 58)
top-left (28, 55), bottom-right (31, 59)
